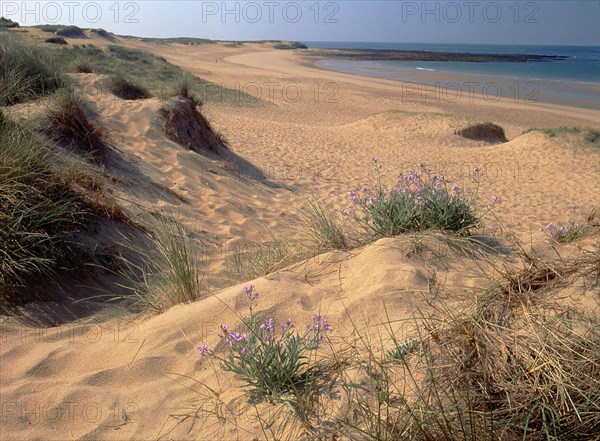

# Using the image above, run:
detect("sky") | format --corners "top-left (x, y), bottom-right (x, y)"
top-left (3, 1), bottom-right (600, 45)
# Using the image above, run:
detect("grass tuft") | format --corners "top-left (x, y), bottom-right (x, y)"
top-left (40, 91), bottom-right (109, 161)
top-left (118, 217), bottom-right (205, 314)
top-left (108, 76), bottom-right (152, 100)
top-left (302, 197), bottom-right (350, 251)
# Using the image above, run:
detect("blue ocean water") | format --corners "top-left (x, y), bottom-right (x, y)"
top-left (304, 42), bottom-right (600, 109)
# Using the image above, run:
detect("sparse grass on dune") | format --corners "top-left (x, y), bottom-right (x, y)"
top-left (525, 126), bottom-right (600, 148)
top-left (158, 96), bottom-right (230, 152)
top-left (40, 90), bottom-right (109, 161)
top-left (0, 33), bottom-right (65, 105)
top-left (117, 217), bottom-right (206, 314)
top-left (226, 237), bottom-right (300, 283)
top-left (302, 197), bottom-right (350, 251)
top-left (108, 76), bottom-right (152, 100)
top-left (43, 43), bottom-right (258, 105)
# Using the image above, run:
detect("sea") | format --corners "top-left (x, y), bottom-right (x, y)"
top-left (303, 42), bottom-right (600, 110)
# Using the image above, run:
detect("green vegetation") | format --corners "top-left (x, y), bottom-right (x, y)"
top-left (140, 36), bottom-right (215, 45)
top-left (0, 17), bottom-right (20, 28)
top-left (44, 43), bottom-right (258, 105)
top-left (199, 286), bottom-right (331, 406)
top-left (345, 161), bottom-right (481, 239)
top-left (525, 126), bottom-right (600, 147)
top-left (273, 41), bottom-right (308, 50)
top-left (108, 76), bottom-right (152, 100)
top-left (0, 33), bottom-right (65, 105)
top-left (302, 197), bottom-right (349, 251)
top-left (0, 115), bottom-right (88, 305)
top-left (118, 217), bottom-right (205, 313)
top-left (35, 24), bottom-right (85, 38)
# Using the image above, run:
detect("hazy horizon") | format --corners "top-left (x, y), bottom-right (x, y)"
top-left (3, 1), bottom-right (599, 46)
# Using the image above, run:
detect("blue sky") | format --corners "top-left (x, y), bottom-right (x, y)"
top-left (5, 1), bottom-right (600, 45)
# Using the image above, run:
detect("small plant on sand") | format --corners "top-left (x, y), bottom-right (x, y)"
top-left (343, 159), bottom-right (483, 238)
top-left (197, 285), bottom-right (332, 403)
top-left (302, 197), bottom-right (350, 251)
top-left (120, 217), bottom-right (205, 313)
top-left (542, 217), bottom-right (593, 244)
top-left (74, 61), bottom-right (93, 73)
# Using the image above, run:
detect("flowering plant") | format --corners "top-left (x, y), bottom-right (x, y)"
top-left (343, 160), bottom-right (484, 237)
top-left (542, 219), bottom-right (588, 243)
top-left (196, 285), bottom-right (332, 401)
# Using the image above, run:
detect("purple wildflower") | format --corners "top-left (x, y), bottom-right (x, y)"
top-left (281, 318), bottom-right (293, 330)
top-left (308, 314), bottom-right (333, 346)
top-left (413, 196), bottom-right (425, 206)
top-left (196, 344), bottom-right (211, 359)
top-left (243, 285), bottom-right (259, 302)
top-left (491, 195), bottom-right (501, 205)
top-left (260, 318), bottom-right (275, 334)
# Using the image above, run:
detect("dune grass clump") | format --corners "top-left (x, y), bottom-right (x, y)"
top-left (0, 118), bottom-right (88, 304)
top-left (159, 96), bottom-right (229, 153)
top-left (41, 91), bottom-right (108, 161)
top-left (197, 286), bottom-right (331, 404)
top-left (0, 33), bottom-right (65, 105)
top-left (119, 218), bottom-right (205, 313)
top-left (338, 305), bottom-right (600, 440)
top-left (75, 61), bottom-right (93, 73)
top-left (331, 240), bottom-right (600, 440)
top-left (109, 76), bottom-right (152, 100)
top-left (54, 25), bottom-right (86, 38)
top-left (455, 122), bottom-right (508, 143)
top-left (45, 37), bottom-right (68, 45)
top-left (302, 197), bottom-right (350, 251)
top-left (344, 160), bottom-right (482, 239)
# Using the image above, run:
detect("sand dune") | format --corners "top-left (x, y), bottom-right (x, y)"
top-left (1, 30), bottom-right (599, 440)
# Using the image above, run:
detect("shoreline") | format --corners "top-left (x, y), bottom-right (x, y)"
top-left (303, 47), bottom-right (568, 63)
top-left (309, 56), bottom-right (600, 112)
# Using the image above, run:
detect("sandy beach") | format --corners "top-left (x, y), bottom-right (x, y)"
top-left (1, 28), bottom-right (599, 440)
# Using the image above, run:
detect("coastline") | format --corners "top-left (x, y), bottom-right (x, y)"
top-left (311, 57), bottom-right (600, 111)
